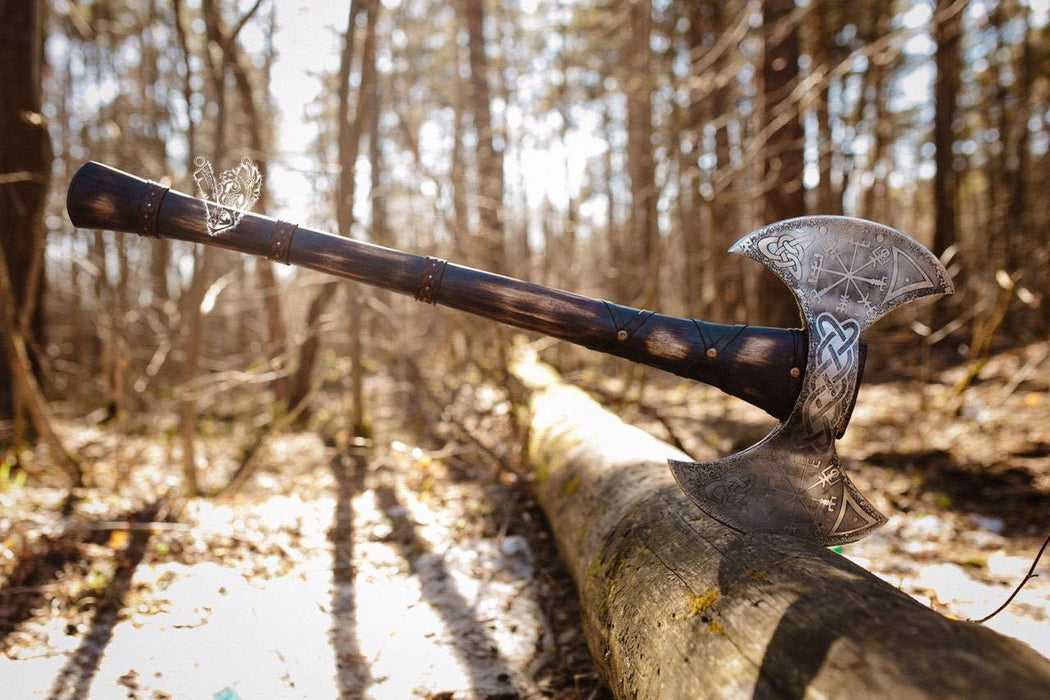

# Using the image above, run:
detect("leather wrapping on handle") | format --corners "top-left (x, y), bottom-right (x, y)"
top-left (430, 262), bottom-right (808, 419)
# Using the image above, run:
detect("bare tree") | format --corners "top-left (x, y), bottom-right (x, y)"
top-left (286, 0), bottom-right (377, 426)
top-left (624, 0), bottom-right (658, 306)
top-left (759, 0), bottom-right (807, 327)
top-left (174, 0), bottom-right (205, 495)
top-left (932, 0), bottom-right (965, 261)
top-left (0, 240), bottom-right (81, 484)
top-left (461, 0), bottom-right (507, 274)
top-left (212, 0), bottom-right (290, 404)
top-left (812, 0), bottom-right (843, 216)
top-left (0, 0), bottom-right (52, 443)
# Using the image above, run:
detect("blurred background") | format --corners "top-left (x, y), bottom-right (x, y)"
top-left (2, 0), bottom-right (1049, 696)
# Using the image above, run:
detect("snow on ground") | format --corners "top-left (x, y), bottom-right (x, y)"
top-left (0, 430), bottom-right (590, 698)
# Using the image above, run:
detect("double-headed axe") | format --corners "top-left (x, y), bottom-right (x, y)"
top-left (66, 162), bottom-right (953, 545)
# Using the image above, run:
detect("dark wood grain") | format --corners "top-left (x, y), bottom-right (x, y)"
top-left (67, 160), bottom-right (808, 419)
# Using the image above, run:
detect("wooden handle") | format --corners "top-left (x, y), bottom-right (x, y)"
top-left (67, 160), bottom-right (808, 419)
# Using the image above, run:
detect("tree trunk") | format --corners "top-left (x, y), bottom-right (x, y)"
top-left (369, 53), bottom-right (389, 251)
top-left (1006, 4), bottom-right (1031, 277)
top-left (110, 229), bottom-right (131, 418)
top-left (172, 0), bottom-right (198, 494)
top-left (625, 0), bottom-right (658, 307)
top-left (180, 0), bottom-right (244, 495)
top-left (813, 0), bottom-right (843, 216)
top-left (142, 0), bottom-right (171, 309)
top-left (179, 246), bottom-right (208, 496)
top-left (860, 3), bottom-right (891, 223)
top-left (0, 0), bottom-right (51, 441)
top-left (221, 1), bottom-right (289, 404)
top-left (286, 282), bottom-right (339, 416)
top-left (691, 0), bottom-right (741, 323)
top-left (677, 134), bottom-right (702, 316)
top-left (681, 2), bottom-right (707, 318)
top-left (602, 105), bottom-right (619, 295)
top-left (89, 230), bottom-right (111, 414)
top-left (0, 242), bottom-right (81, 484)
top-left (286, 0), bottom-right (374, 416)
top-left (759, 0), bottom-right (806, 328)
top-left (449, 77), bottom-right (471, 261)
top-left (513, 354), bottom-right (1050, 698)
top-left (932, 0), bottom-right (964, 266)
top-left (462, 0), bottom-right (506, 274)
top-left (348, 0), bottom-right (381, 437)
top-left (348, 293), bottom-right (368, 437)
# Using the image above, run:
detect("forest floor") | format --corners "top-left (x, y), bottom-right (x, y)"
top-left (1, 340), bottom-right (1049, 698)
top-left (0, 375), bottom-right (604, 699)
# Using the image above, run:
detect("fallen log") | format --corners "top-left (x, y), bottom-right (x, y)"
top-left (512, 353), bottom-right (1050, 698)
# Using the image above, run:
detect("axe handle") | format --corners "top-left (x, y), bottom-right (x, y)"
top-left (67, 161), bottom-right (807, 419)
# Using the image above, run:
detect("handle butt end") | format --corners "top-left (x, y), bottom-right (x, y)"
top-left (67, 161), bottom-right (149, 232)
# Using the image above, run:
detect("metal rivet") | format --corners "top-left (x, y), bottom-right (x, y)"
top-left (616, 330), bottom-right (628, 341)
top-left (706, 348), bottom-right (717, 359)
top-left (790, 367), bottom-right (800, 378)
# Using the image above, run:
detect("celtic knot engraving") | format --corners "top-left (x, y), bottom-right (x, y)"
top-left (757, 231), bottom-right (812, 281)
top-left (792, 312), bottom-right (859, 449)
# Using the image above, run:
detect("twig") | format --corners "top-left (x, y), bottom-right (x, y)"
top-left (79, 521), bottom-right (191, 532)
top-left (0, 171), bottom-right (45, 185)
top-left (430, 380), bottom-right (517, 477)
top-left (995, 347), bottom-right (1050, 407)
top-left (971, 530), bottom-right (1050, 624)
top-left (947, 273), bottom-right (1016, 414)
top-left (0, 585), bottom-right (54, 597)
top-left (228, 0), bottom-right (265, 43)
top-left (417, 372), bottom-right (529, 480)
top-left (215, 370), bottom-right (323, 498)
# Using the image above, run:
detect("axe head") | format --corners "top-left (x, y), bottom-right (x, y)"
top-left (670, 216), bottom-right (953, 546)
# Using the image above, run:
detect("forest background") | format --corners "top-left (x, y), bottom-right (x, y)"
top-left (2, 0), bottom-right (1049, 696)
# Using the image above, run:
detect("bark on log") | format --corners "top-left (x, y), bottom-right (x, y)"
top-left (512, 354), bottom-right (1050, 698)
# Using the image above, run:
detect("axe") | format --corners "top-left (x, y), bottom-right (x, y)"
top-left (66, 162), bottom-right (953, 546)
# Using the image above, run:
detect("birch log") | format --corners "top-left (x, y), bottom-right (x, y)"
top-left (513, 353), bottom-right (1050, 698)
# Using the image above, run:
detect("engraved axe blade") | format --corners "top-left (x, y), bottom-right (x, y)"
top-left (669, 216), bottom-right (954, 545)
